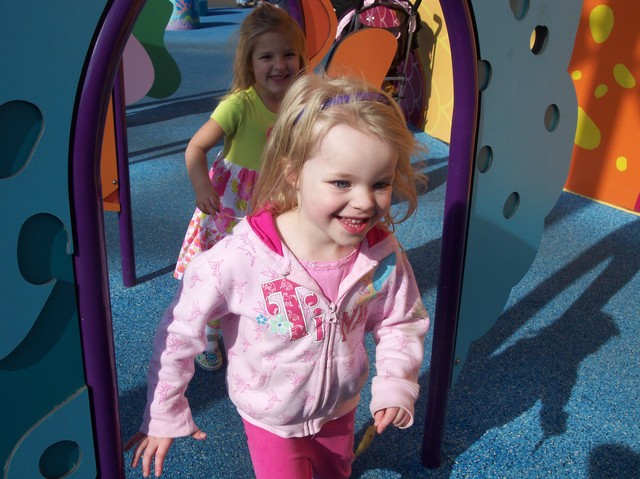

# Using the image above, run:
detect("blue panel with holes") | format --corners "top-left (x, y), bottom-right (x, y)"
top-left (451, 0), bottom-right (582, 384)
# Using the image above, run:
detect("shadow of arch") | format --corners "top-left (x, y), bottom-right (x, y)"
top-left (435, 218), bottom-right (639, 474)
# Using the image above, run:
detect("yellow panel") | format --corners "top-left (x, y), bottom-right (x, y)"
top-left (418, 0), bottom-right (453, 143)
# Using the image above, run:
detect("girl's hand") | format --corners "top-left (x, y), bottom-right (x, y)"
top-left (124, 429), bottom-right (206, 477)
top-left (125, 432), bottom-right (173, 477)
top-left (194, 183), bottom-right (220, 216)
top-left (373, 407), bottom-right (411, 434)
top-left (185, 118), bottom-right (225, 216)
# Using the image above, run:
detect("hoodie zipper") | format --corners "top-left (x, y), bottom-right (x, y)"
top-left (302, 258), bottom-right (381, 432)
top-left (327, 302), bottom-right (338, 323)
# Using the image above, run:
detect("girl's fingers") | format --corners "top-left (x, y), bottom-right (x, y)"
top-left (394, 410), bottom-right (410, 428)
top-left (125, 434), bottom-right (176, 477)
top-left (373, 409), bottom-right (393, 433)
top-left (152, 447), bottom-right (166, 477)
top-left (124, 433), bottom-right (147, 468)
top-left (124, 431), bottom-right (143, 451)
top-left (142, 443), bottom-right (156, 477)
top-left (199, 198), bottom-right (219, 216)
top-left (374, 407), bottom-right (410, 433)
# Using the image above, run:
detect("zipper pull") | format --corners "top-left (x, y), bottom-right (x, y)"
top-left (328, 303), bottom-right (338, 324)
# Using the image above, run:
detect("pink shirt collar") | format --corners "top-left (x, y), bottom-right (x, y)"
top-left (247, 209), bottom-right (389, 256)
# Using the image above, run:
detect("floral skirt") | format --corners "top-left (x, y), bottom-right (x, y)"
top-left (174, 156), bottom-right (258, 280)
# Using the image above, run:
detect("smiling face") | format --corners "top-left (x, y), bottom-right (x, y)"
top-left (251, 30), bottom-right (301, 111)
top-left (279, 123), bottom-right (397, 261)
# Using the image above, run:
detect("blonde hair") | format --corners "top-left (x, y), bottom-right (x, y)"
top-left (230, 3), bottom-right (307, 93)
top-left (252, 74), bottom-right (427, 229)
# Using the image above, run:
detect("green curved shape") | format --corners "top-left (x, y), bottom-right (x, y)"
top-left (132, 0), bottom-right (182, 98)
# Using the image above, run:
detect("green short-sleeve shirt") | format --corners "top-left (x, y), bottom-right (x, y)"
top-left (211, 86), bottom-right (275, 171)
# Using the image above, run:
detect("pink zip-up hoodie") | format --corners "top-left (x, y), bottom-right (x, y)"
top-left (141, 210), bottom-right (429, 439)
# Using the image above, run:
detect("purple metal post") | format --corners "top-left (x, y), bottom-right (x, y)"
top-left (71, 1), bottom-right (146, 477)
top-left (113, 63), bottom-right (137, 287)
top-left (286, 0), bottom-right (305, 32)
top-left (421, 0), bottom-right (478, 468)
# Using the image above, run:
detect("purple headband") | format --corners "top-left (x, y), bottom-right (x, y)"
top-left (321, 92), bottom-right (391, 109)
top-left (293, 92), bottom-right (391, 125)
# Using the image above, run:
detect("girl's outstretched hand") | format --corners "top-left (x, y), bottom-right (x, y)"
top-left (373, 407), bottom-right (411, 434)
top-left (125, 429), bottom-right (207, 477)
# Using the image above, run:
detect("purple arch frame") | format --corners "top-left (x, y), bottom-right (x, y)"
top-left (69, 0), bottom-right (477, 475)
top-left (72, 1), bottom-right (146, 476)
top-left (421, 0), bottom-right (478, 468)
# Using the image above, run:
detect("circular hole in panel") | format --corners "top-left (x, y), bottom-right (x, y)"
top-left (39, 440), bottom-right (81, 478)
top-left (18, 213), bottom-right (67, 285)
top-left (0, 100), bottom-right (44, 179)
top-left (478, 60), bottom-right (492, 91)
top-left (530, 25), bottom-right (549, 55)
top-left (477, 145), bottom-right (493, 173)
top-left (544, 104), bottom-right (560, 131)
top-left (503, 192), bottom-right (520, 219)
top-left (509, 0), bottom-right (529, 20)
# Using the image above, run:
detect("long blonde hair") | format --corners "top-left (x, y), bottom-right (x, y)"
top-left (252, 74), bottom-right (426, 230)
top-left (230, 3), bottom-right (307, 94)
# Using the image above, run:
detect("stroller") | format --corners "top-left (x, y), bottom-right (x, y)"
top-left (330, 0), bottom-right (424, 118)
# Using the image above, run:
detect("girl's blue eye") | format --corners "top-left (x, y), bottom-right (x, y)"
top-left (335, 180), bottom-right (350, 189)
top-left (373, 182), bottom-right (391, 190)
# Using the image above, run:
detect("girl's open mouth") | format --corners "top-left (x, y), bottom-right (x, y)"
top-left (338, 216), bottom-right (369, 234)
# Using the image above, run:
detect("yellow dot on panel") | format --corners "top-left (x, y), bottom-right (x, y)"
top-left (574, 107), bottom-right (601, 150)
top-left (613, 64), bottom-right (636, 88)
top-left (571, 70), bottom-right (582, 80)
top-left (594, 84), bottom-right (608, 98)
top-left (589, 5), bottom-right (614, 44)
top-left (616, 156), bottom-right (628, 172)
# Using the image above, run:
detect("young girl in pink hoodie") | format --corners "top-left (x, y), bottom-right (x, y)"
top-left (126, 74), bottom-right (430, 479)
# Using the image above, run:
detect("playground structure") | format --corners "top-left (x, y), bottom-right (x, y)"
top-left (2, 0), bottom-right (637, 476)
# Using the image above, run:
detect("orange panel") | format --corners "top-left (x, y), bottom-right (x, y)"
top-left (566, 0), bottom-right (640, 213)
top-left (101, 95), bottom-right (121, 212)
top-left (300, 0), bottom-right (338, 71)
top-left (326, 29), bottom-right (397, 88)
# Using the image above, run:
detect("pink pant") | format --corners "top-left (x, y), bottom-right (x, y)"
top-left (242, 409), bottom-right (356, 479)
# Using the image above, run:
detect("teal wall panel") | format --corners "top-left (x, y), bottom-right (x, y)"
top-left (0, 0), bottom-right (111, 473)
